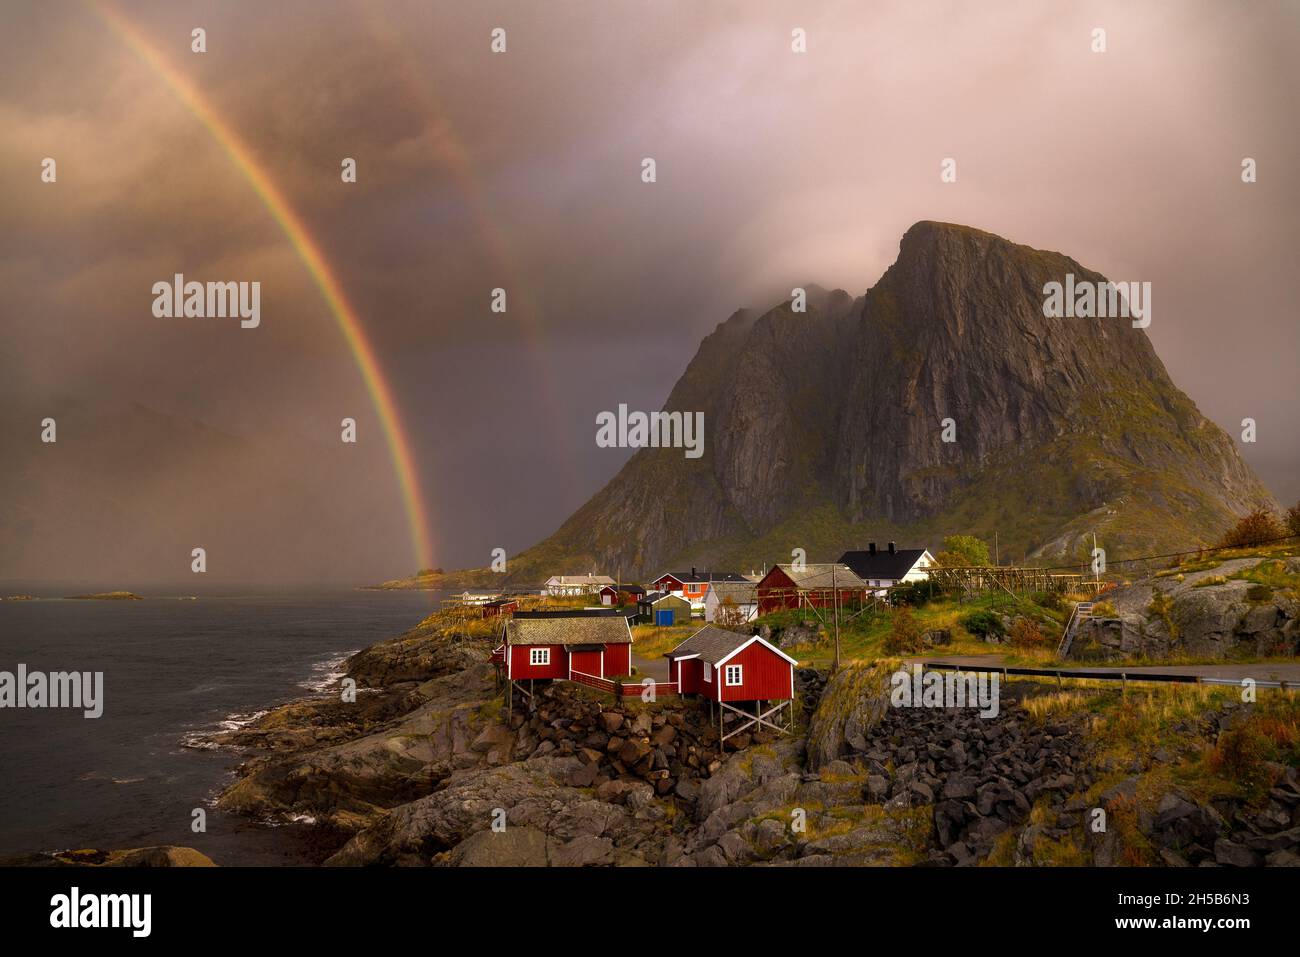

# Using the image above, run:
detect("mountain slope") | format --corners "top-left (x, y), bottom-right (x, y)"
top-left (495, 222), bottom-right (1278, 582)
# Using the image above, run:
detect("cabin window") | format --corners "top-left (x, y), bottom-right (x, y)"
top-left (703, 662), bottom-right (712, 682)
top-left (529, 648), bottom-right (550, 666)
top-left (725, 664), bottom-right (743, 686)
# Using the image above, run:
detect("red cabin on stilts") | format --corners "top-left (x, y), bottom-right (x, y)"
top-left (666, 626), bottom-right (798, 744)
top-left (490, 611), bottom-right (635, 710)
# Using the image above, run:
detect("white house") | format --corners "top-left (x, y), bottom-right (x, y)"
top-left (704, 582), bottom-right (759, 623)
top-left (836, 543), bottom-right (934, 591)
top-left (542, 574), bottom-right (616, 597)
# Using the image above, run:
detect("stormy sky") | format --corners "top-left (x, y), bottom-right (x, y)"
top-left (1, 0), bottom-right (1297, 585)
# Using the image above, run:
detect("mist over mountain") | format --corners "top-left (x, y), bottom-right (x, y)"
top-left (502, 222), bottom-right (1277, 581)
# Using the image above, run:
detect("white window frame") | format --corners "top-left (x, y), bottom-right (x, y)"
top-left (703, 662), bottom-right (713, 682)
top-left (529, 647), bottom-right (550, 667)
top-left (725, 664), bottom-right (743, 686)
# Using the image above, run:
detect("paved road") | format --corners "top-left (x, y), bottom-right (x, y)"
top-left (632, 654), bottom-right (670, 681)
top-left (913, 654), bottom-right (1300, 683)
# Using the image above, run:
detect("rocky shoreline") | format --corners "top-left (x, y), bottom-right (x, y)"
top-left (172, 612), bottom-right (1300, 867)
top-left (26, 609), bottom-right (1298, 867)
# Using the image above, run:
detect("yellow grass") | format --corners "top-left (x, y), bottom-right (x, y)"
top-left (629, 622), bottom-right (700, 659)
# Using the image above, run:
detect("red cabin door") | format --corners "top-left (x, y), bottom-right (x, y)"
top-left (569, 648), bottom-right (603, 678)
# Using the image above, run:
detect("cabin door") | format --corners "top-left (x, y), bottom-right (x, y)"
top-left (569, 648), bottom-right (603, 678)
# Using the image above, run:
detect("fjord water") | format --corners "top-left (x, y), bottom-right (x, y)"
top-left (0, 587), bottom-right (441, 864)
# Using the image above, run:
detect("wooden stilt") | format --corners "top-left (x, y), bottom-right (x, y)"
top-left (718, 699), bottom-right (793, 742)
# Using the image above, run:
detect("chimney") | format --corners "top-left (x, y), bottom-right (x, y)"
top-left (868, 542), bottom-right (876, 556)
top-left (888, 541), bottom-right (896, 554)
top-left (690, 566), bottom-right (697, 579)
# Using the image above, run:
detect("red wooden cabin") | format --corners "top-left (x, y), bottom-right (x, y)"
top-left (755, 563), bottom-right (870, 615)
top-left (666, 626), bottom-right (796, 702)
top-left (481, 598), bottom-right (519, 618)
top-left (599, 584), bottom-right (645, 606)
top-left (495, 612), bottom-right (633, 682)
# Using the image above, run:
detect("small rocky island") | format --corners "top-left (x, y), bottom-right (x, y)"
top-left (66, 591), bottom-right (144, 600)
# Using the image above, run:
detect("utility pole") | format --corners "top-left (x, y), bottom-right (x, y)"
top-left (1092, 532), bottom-right (1099, 587)
top-left (993, 532), bottom-right (999, 567)
top-left (832, 563), bottom-right (841, 673)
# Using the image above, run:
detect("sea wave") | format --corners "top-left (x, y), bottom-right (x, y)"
top-left (179, 707), bottom-right (270, 749)
top-left (298, 649), bottom-right (359, 694)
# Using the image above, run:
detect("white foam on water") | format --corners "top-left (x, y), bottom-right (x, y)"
top-left (299, 649), bottom-right (358, 694)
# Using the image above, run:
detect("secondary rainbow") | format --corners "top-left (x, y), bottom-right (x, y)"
top-left (91, 1), bottom-right (435, 572)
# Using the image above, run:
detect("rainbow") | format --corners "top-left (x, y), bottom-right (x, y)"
top-left (90, 1), bottom-right (435, 573)
top-left (349, 5), bottom-right (582, 486)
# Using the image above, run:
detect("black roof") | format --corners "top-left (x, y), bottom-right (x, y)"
top-left (640, 591), bottom-right (689, 605)
top-left (838, 548), bottom-right (928, 581)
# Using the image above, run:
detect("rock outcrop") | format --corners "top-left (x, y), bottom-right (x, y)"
top-left (6, 846), bottom-right (216, 867)
top-left (1070, 557), bottom-right (1300, 660)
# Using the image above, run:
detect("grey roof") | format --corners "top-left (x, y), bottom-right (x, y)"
top-left (666, 625), bottom-right (752, 665)
top-left (768, 563), bottom-right (869, 590)
top-left (503, 616), bottom-right (631, 646)
top-left (838, 548), bottom-right (929, 582)
top-left (707, 582), bottom-right (758, 603)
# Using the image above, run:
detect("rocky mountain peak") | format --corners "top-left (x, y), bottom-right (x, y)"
top-left (508, 223), bottom-right (1276, 580)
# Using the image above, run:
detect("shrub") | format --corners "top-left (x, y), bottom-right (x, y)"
top-left (1219, 509), bottom-right (1284, 548)
top-left (1208, 725), bottom-right (1277, 800)
top-left (1008, 617), bottom-right (1045, 647)
top-left (890, 581), bottom-right (937, 607)
top-left (1090, 600), bottom-right (1118, 618)
top-left (1287, 501), bottom-right (1300, 538)
top-left (884, 607), bottom-right (924, 654)
top-left (1031, 591), bottom-right (1065, 613)
top-left (961, 610), bottom-right (1006, 641)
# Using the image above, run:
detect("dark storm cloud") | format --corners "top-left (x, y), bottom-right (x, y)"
top-left (1, 0), bottom-right (1297, 583)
